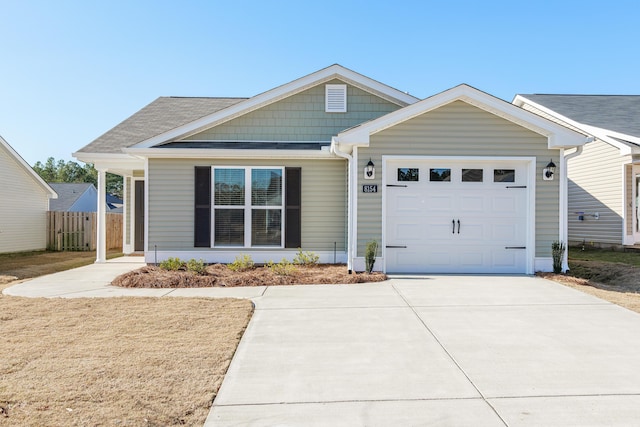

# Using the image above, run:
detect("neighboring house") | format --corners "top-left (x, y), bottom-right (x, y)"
top-left (75, 64), bottom-right (586, 273)
top-left (513, 95), bottom-right (640, 248)
top-left (49, 183), bottom-right (98, 212)
top-left (0, 135), bottom-right (57, 253)
top-left (48, 183), bottom-right (122, 212)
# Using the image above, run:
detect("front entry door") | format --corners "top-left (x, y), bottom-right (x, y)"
top-left (134, 180), bottom-right (145, 252)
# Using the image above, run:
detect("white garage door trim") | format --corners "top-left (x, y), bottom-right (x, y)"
top-left (381, 156), bottom-right (536, 274)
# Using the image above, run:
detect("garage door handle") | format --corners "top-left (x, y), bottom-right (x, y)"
top-left (505, 246), bottom-right (526, 249)
top-left (386, 245), bottom-right (407, 248)
top-left (452, 219), bottom-right (455, 234)
top-left (457, 219), bottom-right (461, 234)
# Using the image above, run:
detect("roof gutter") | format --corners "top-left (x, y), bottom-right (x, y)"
top-left (330, 138), bottom-right (354, 273)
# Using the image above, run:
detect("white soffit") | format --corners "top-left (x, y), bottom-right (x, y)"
top-left (336, 85), bottom-right (586, 149)
top-left (129, 65), bottom-right (420, 150)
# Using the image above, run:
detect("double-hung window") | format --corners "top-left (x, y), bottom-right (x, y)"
top-left (213, 167), bottom-right (284, 247)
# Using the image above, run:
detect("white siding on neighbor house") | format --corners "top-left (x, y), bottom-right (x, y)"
top-left (0, 144), bottom-right (50, 253)
top-left (356, 100), bottom-right (560, 258)
top-left (567, 139), bottom-right (627, 245)
top-left (147, 158), bottom-right (347, 253)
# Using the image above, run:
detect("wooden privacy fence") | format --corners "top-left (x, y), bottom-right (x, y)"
top-left (46, 212), bottom-right (123, 251)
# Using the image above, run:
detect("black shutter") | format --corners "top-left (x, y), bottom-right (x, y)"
top-left (194, 166), bottom-right (211, 247)
top-left (285, 167), bottom-right (301, 248)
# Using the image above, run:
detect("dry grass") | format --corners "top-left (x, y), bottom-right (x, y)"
top-left (0, 250), bottom-right (123, 282)
top-left (112, 264), bottom-right (388, 288)
top-left (0, 289), bottom-right (253, 426)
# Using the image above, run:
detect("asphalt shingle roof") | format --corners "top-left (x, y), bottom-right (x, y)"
top-left (48, 183), bottom-right (94, 211)
top-left (77, 97), bottom-right (247, 154)
top-left (519, 94), bottom-right (640, 138)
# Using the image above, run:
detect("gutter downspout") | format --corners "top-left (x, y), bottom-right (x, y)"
top-left (331, 138), bottom-right (353, 273)
top-left (561, 144), bottom-right (585, 271)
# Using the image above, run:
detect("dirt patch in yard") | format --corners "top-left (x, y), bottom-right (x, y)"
top-left (539, 259), bottom-right (640, 314)
top-left (0, 288), bottom-right (253, 426)
top-left (112, 264), bottom-right (387, 288)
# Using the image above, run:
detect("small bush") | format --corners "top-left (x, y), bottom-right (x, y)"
top-left (365, 240), bottom-right (378, 274)
top-left (228, 254), bottom-right (255, 272)
top-left (159, 257), bottom-right (183, 271)
top-left (552, 241), bottom-right (566, 274)
top-left (186, 258), bottom-right (207, 275)
top-left (267, 258), bottom-right (297, 276)
top-left (293, 249), bottom-right (320, 266)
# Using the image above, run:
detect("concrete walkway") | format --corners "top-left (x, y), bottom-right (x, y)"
top-left (5, 262), bottom-right (640, 426)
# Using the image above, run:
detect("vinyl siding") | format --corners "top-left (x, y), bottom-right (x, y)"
top-left (147, 158), bottom-right (346, 252)
top-left (0, 144), bottom-right (50, 253)
top-left (356, 100), bottom-right (559, 258)
top-left (567, 139), bottom-right (627, 245)
top-left (184, 80), bottom-right (400, 142)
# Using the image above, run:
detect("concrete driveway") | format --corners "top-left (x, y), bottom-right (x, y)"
top-left (6, 264), bottom-right (640, 425)
top-left (206, 276), bottom-right (640, 426)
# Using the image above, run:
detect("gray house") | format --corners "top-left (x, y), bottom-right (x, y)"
top-left (75, 65), bottom-right (586, 273)
top-left (513, 95), bottom-right (640, 248)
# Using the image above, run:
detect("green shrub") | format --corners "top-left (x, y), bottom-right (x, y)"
top-left (267, 258), bottom-right (297, 276)
top-left (186, 258), bottom-right (207, 275)
top-left (228, 254), bottom-right (255, 272)
top-left (159, 257), bottom-right (183, 271)
top-left (552, 241), bottom-right (566, 274)
top-left (365, 240), bottom-right (378, 273)
top-left (293, 249), bottom-right (320, 266)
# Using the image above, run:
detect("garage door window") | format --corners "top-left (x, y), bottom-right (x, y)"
top-left (462, 168), bottom-right (483, 182)
top-left (398, 168), bottom-right (419, 181)
top-left (494, 169), bottom-right (515, 183)
top-left (430, 168), bottom-right (451, 182)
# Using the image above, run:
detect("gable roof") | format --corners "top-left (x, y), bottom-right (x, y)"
top-left (125, 64), bottom-right (420, 151)
top-left (334, 84), bottom-right (586, 149)
top-left (76, 97), bottom-right (247, 155)
top-left (0, 135), bottom-right (57, 198)
top-left (514, 94), bottom-right (640, 139)
top-left (48, 183), bottom-right (95, 211)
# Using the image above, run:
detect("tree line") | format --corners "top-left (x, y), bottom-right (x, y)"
top-left (32, 157), bottom-right (123, 198)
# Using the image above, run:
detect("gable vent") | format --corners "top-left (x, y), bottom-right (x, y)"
top-left (325, 84), bottom-right (347, 113)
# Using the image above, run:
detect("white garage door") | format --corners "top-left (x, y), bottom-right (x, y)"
top-left (385, 159), bottom-right (529, 274)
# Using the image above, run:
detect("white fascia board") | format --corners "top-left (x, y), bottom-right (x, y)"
top-left (73, 152), bottom-right (145, 172)
top-left (514, 95), bottom-right (640, 155)
top-left (336, 85), bottom-right (585, 149)
top-left (129, 65), bottom-right (420, 150)
top-left (123, 147), bottom-right (340, 160)
top-left (0, 135), bottom-right (57, 198)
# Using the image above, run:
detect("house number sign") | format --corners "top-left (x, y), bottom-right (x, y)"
top-left (362, 184), bottom-right (378, 193)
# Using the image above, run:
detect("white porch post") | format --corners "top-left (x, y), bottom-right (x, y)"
top-left (96, 168), bottom-right (107, 263)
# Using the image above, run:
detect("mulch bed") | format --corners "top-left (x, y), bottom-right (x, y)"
top-left (111, 264), bottom-right (387, 288)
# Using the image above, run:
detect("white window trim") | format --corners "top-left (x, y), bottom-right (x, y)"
top-left (211, 166), bottom-right (285, 249)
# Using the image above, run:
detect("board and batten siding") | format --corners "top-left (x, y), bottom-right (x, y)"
top-left (147, 158), bottom-right (347, 252)
top-left (184, 79), bottom-right (401, 142)
top-left (567, 139), bottom-right (628, 245)
top-left (0, 144), bottom-right (50, 253)
top-left (356, 100), bottom-right (560, 258)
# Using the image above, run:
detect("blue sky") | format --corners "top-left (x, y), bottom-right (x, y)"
top-left (2, 0), bottom-right (639, 165)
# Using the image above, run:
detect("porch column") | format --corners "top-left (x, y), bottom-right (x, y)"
top-left (96, 168), bottom-right (107, 263)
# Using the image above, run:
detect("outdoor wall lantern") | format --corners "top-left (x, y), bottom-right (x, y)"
top-left (543, 159), bottom-right (556, 181)
top-left (364, 158), bottom-right (375, 180)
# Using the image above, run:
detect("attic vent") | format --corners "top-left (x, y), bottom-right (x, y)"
top-left (325, 84), bottom-right (347, 113)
